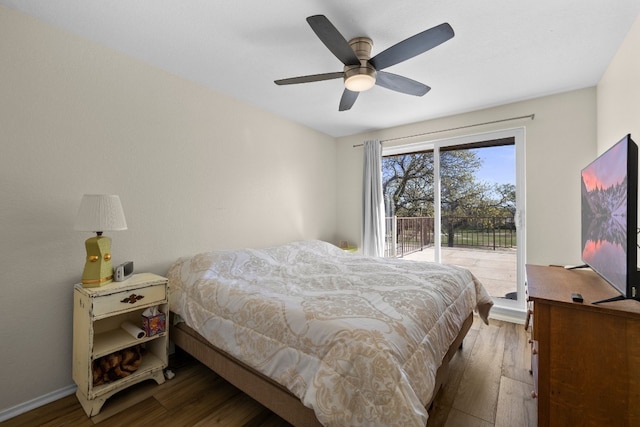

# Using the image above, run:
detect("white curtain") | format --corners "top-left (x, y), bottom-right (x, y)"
top-left (362, 140), bottom-right (385, 257)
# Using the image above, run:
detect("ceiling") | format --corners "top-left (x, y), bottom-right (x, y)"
top-left (3, 1), bottom-right (640, 138)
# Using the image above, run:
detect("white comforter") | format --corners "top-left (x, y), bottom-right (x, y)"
top-left (167, 240), bottom-right (493, 427)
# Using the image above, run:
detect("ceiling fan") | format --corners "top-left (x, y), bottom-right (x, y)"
top-left (274, 15), bottom-right (455, 111)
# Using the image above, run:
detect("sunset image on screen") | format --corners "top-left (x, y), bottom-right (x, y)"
top-left (581, 141), bottom-right (627, 192)
top-left (580, 138), bottom-right (629, 293)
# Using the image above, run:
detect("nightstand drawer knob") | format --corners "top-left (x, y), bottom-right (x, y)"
top-left (120, 294), bottom-right (144, 304)
top-left (89, 255), bottom-right (99, 262)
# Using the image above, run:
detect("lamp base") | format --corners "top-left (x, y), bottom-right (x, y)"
top-left (81, 235), bottom-right (113, 287)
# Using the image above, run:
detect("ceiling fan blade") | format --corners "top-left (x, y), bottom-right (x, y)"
top-left (339, 89), bottom-right (359, 111)
top-left (275, 72), bottom-right (344, 85)
top-left (375, 71), bottom-right (431, 96)
top-left (370, 23), bottom-right (454, 70)
top-left (307, 15), bottom-right (360, 66)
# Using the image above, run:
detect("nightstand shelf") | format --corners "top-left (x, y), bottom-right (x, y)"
top-left (72, 273), bottom-right (169, 417)
top-left (93, 328), bottom-right (167, 359)
top-left (89, 351), bottom-right (165, 396)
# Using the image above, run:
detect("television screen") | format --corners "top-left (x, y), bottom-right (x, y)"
top-left (580, 134), bottom-right (638, 300)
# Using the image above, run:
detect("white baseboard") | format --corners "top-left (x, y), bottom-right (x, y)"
top-left (0, 384), bottom-right (77, 422)
top-left (489, 305), bottom-right (527, 324)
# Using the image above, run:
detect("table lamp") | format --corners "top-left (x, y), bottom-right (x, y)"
top-left (74, 194), bottom-right (127, 287)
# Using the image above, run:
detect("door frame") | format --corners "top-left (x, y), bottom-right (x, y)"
top-left (383, 127), bottom-right (527, 319)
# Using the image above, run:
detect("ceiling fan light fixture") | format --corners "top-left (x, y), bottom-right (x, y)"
top-left (344, 66), bottom-right (376, 92)
top-left (275, 16), bottom-right (454, 110)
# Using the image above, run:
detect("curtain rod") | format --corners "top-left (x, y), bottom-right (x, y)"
top-left (352, 113), bottom-right (535, 148)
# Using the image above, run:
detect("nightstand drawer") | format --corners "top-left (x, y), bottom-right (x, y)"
top-left (91, 283), bottom-right (166, 318)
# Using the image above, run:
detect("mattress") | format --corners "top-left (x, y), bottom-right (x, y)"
top-left (167, 240), bottom-right (493, 426)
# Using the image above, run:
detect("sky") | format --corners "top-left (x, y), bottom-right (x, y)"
top-left (581, 140), bottom-right (626, 191)
top-left (471, 145), bottom-right (515, 186)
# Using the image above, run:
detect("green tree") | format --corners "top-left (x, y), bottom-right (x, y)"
top-left (382, 148), bottom-right (515, 247)
top-left (439, 151), bottom-right (491, 245)
top-left (382, 152), bottom-right (434, 217)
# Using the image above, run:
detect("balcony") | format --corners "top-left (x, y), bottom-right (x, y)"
top-left (385, 216), bottom-right (517, 300)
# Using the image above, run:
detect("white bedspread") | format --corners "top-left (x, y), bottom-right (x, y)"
top-left (167, 240), bottom-right (493, 427)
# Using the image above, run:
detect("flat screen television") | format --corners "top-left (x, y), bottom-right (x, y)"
top-left (580, 134), bottom-right (639, 304)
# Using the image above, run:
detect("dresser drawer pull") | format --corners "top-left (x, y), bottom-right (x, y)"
top-left (531, 391), bottom-right (537, 399)
top-left (121, 294), bottom-right (145, 304)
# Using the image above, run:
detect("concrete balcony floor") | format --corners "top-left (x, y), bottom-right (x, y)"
top-left (402, 246), bottom-right (518, 299)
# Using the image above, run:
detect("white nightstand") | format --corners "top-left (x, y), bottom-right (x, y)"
top-left (338, 241), bottom-right (358, 253)
top-left (72, 273), bottom-right (169, 417)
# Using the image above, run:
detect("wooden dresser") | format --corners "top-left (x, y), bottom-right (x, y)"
top-left (526, 264), bottom-right (640, 426)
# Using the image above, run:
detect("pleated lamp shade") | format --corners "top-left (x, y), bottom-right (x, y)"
top-left (74, 194), bottom-right (127, 233)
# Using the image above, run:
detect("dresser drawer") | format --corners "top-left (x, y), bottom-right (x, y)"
top-left (530, 339), bottom-right (538, 398)
top-left (91, 283), bottom-right (166, 318)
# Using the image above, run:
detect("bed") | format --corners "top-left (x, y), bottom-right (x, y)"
top-left (167, 240), bottom-right (493, 426)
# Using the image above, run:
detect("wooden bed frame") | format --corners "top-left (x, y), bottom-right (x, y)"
top-left (169, 312), bottom-right (474, 426)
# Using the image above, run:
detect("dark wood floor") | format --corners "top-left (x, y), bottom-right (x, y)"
top-left (2, 317), bottom-right (536, 426)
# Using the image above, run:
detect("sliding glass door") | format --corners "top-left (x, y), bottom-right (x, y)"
top-left (382, 128), bottom-right (526, 315)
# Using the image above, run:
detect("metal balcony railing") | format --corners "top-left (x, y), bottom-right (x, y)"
top-left (385, 216), bottom-right (516, 258)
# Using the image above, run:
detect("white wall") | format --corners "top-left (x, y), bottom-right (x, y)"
top-left (597, 14), bottom-right (640, 151)
top-left (597, 14), bottom-right (640, 271)
top-left (0, 5), bottom-right (337, 414)
top-left (336, 88), bottom-right (597, 267)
